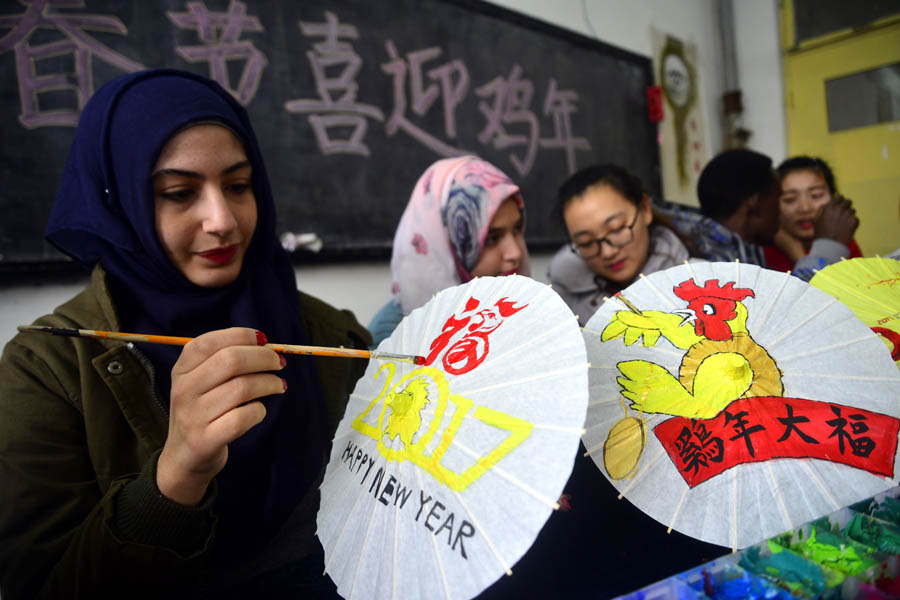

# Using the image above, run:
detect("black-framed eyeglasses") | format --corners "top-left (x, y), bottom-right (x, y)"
top-left (569, 210), bottom-right (641, 259)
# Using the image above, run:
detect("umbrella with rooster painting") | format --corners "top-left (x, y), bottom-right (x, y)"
top-left (810, 256), bottom-right (900, 370)
top-left (581, 261), bottom-right (900, 551)
top-left (317, 275), bottom-right (589, 600)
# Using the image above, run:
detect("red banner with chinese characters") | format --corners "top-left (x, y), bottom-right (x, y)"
top-left (654, 397), bottom-right (900, 488)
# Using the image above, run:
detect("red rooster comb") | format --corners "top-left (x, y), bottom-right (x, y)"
top-left (673, 278), bottom-right (755, 302)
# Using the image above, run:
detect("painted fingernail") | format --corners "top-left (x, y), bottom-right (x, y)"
top-left (256, 331), bottom-right (267, 345)
top-left (282, 378), bottom-right (288, 392)
top-left (279, 355), bottom-right (286, 368)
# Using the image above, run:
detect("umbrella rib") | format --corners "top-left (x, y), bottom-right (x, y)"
top-left (532, 423), bottom-right (586, 435)
top-left (322, 461), bottom-right (374, 572)
top-left (470, 275), bottom-right (520, 328)
top-left (683, 260), bottom-right (697, 280)
top-left (320, 435), bottom-right (380, 491)
top-left (774, 333), bottom-right (874, 362)
top-left (413, 467), bottom-right (454, 600)
top-left (753, 269), bottom-right (793, 333)
top-left (582, 440), bottom-right (604, 457)
top-left (765, 462), bottom-right (793, 532)
top-left (857, 257), bottom-right (900, 295)
top-left (319, 429), bottom-right (382, 490)
top-left (581, 325), bottom-right (604, 337)
top-left (764, 298), bottom-right (837, 349)
top-left (616, 447), bottom-right (666, 499)
top-left (349, 474), bottom-right (387, 600)
top-left (450, 438), bottom-right (560, 509)
top-left (731, 470), bottom-right (739, 552)
top-left (786, 372), bottom-right (900, 382)
top-left (815, 267), bottom-right (899, 314)
top-left (800, 461), bottom-right (841, 511)
top-left (485, 273), bottom-right (520, 308)
top-left (392, 481), bottom-right (400, 600)
top-left (416, 289), bottom-right (444, 359)
top-left (396, 408), bottom-right (585, 439)
top-left (400, 307), bottom-right (410, 357)
top-left (639, 272), bottom-right (679, 309)
top-left (454, 363), bottom-right (588, 396)
top-left (409, 405), bottom-right (585, 437)
top-left (451, 486), bottom-right (513, 575)
top-left (587, 396), bottom-right (621, 408)
top-left (320, 452), bottom-right (349, 489)
top-left (584, 419), bottom-right (616, 433)
top-left (598, 295), bottom-right (640, 315)
top-left (480, 315), bottom-right (578, 368)
top-left (666, 484), bottom-right (689, 533)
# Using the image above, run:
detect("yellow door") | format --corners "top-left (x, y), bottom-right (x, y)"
top-left (782, 10), bottom-right (900, 256)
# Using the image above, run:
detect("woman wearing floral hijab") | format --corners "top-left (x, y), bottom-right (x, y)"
top-left (0, 69), bottom-right (370, 598)
top-left (369, 156), bottom-right (530, 346)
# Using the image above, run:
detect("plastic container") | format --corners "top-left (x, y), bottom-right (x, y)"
top-left (676, 559), bottom-right (795, 599)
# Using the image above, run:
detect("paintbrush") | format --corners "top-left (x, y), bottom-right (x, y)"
top-left (17, 325), bottom-right (425, 364)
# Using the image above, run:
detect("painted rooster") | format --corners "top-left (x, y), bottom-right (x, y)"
top-left (602, 278), bottom-right (783, 419)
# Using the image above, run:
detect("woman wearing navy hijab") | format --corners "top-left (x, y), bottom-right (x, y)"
top-left (0, 69), bottom-right (370, 598)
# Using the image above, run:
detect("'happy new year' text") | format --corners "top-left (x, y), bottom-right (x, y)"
top-left (341, 441), bottom-right (476, 559)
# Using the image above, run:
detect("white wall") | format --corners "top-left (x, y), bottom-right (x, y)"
top-left (486, 0), bottom-right (727, 167)
top-left (732, 0), bottom-right (787, 163)
top-left (0, 0), bottom-right (786, 350)
top-left (486, 0), bottom-right (787, 165)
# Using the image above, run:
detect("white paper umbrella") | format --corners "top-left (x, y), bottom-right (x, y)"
top-left (582, 261), bottom-right (900, 551)
top-left (318, 275), bottom-right (589, 600)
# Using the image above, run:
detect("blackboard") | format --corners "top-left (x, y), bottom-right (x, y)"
top-left (0, 0), bottom-right (659, 268)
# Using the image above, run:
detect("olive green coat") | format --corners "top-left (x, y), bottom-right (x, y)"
top-left (0, 266), bottom-right (371, 599)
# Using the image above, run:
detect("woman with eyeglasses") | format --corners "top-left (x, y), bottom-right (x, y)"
top-left (548, 163), bottom-right (698, 325)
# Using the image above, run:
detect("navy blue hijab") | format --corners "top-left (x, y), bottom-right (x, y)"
top-left (46, 69), bottom-right (325, 559)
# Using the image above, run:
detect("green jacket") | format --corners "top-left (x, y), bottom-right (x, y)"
top-left (0, 266), bottom-right (371, 599)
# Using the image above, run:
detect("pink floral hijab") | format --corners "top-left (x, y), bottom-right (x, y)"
top-left (390, 155), bottom-right (530, 314)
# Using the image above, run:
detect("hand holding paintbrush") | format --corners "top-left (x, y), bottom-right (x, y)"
top-left (17, 324), bottom-right (425, 505)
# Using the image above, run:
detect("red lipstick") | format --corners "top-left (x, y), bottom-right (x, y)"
top-left (198, 244), bottom-right (238, 265)
top-left (608, 259), bottom-right (627, 272)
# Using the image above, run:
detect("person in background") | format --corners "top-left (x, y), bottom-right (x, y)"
top-left (0, 69), bottom-right (370, 599)
top-left (367, 156), bottom-right (529, 346)
top-left (548, 163), bottom-right (700, 325)
top-left (765, 155), bottom-right (862, 272)
top-left (658, 148), bottom-right (858, 281)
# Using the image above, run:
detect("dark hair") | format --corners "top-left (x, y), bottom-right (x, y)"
top-left (776, 155), bottom-right (837, 194)
top-left (696, 149), bottom-right (774, 220)
top-left (555, 163), bottom-right (644, 228)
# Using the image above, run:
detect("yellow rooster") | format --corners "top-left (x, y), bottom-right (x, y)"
top-left (602, 279), bottom-right (783, 419)
top-left (384, 377), bottom-right (431, 447)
